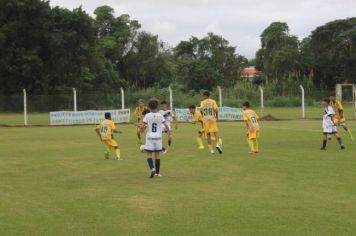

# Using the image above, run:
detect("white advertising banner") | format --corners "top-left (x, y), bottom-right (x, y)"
top-left (50, 109), bottom-right (130, 125)
top-left (175, 107), bottom-right (243, 121)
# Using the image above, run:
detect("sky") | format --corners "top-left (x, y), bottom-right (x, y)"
top-left (50, 0), bottom-right (356, 59)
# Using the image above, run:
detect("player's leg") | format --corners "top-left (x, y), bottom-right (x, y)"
top-left (214, 132), bottom-right (223, 154)
top-left (197, 131), bottom-right (204, 149)
top-left (145, 140), bottom-right (156, 178)
top-left (341, 123), bottom-right (354, 140)
top-left (154, 152), bottom-right (161, 177)
top-left (321, 133), bottom-right (328, 150)
top-left (333, 133), bottom-right (345, 149)
top-left (247, 132), bottom-right (255, 153)
top-left (252, 131), bottom-right (260, 153)
top-left (206, 132), bottom-right (214, 154)
top-left (104, 141), bottom-right (111, 159)
top-left (137, 127), bottom-right (143, 144)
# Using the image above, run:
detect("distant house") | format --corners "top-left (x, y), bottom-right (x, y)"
top-left (240, 66), bottom-right (261, 81)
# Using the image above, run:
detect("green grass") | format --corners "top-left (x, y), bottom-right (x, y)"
top-left (0, 120), bottom-right (355, 235)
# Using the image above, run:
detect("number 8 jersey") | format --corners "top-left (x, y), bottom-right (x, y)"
top-left (143, 112), bottom-right (166, 139)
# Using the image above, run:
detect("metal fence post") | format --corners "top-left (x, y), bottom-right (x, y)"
top-left (300, 85), bottom-right (305, 119)
top-left (23, 89), bottom-right (28, 126)
top-left (169, 86), bottom-right (173, 111)
top-left (217, 86), bottom-right (222, 107)
top-left (120, 87), bottom-right (125, 110)
top-left (73, 88), bottom-right (77, 112)
top-left (259, 86), bottom-right (264, 116)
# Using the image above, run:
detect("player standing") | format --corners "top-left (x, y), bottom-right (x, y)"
top-left (242, 102), bottom-right (260, 154)
top-left (188, 105), bottom-right (205, 149)
top-left (200, 91), bottom-right (223, 155)
top-left (330, 95), bottom-right (354, 140)
top-left (134, 99), bottom-right (146, 144)
top-left (321, 98), bottom-right (345, 150)
top-left (141, 98), bottom-right (171, 178)
top-left (95, 112), bottom-right (122, 160)
top-left (159, 101), bottom-right (177, 153)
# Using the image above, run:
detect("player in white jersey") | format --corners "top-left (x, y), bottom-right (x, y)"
top-left (321, 97), bottom-right (345, 150)
top-left (159, 101), bottom-right (178, 153)
top-left (141, 98), bottom-right (171, 178)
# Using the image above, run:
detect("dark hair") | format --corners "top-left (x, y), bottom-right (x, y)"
top-left (242, 101), bottom-right (250, 108)
top-left (148, 98), bottom-right (159, 110)
top-left (105, 112), bottom-right (111, 119)
top-left (142, 108), bottom-right (150, 116)
top-left (189, 105), bottom-right (196, 109)
top-left (323, 97), bottom-right (330, 104)
top-left (203, 91), bottom-right (210, 97)
top-left (161, 100), bottom-right (168, 105)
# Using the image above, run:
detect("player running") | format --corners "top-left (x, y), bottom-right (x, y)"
top-left (134, 99), bottom-right (146, 144)
top-left (321, 98), bottom-right (345, 150)
top-left (188, 105), bottom-right (205, 149)
top-left (200, 91), bottom-right (223, 155)
top-left (141, 98), bottom-right (171, 178)
top-left (159, 101), bottom-right (178, 153)
top-left (242, 102), bottom-right (260, 154)
top-left (95, 112), bottom-right (122, 160)
top-left (330, 95), bottom-right (354, 140)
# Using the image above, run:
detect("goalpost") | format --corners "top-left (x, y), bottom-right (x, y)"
top-left (335, 84), bottom-right (356, 117)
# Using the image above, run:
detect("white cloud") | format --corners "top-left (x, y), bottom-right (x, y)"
top-left (49, 0), bottom-right (356, 58)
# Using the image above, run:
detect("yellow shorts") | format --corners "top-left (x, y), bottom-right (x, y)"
top-left (247, 130), bottom-right (260, 140)
top-left (204, 121), bottom-right (219, 133)
top-left (334, 116), bottom-right (346, 125)
top-left (103, 139), bottom-right (118, 148)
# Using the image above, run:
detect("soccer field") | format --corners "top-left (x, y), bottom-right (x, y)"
top-left (0, 120), bottom-right (355, 235)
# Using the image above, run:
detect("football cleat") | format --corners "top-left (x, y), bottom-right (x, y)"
top-left (150, 168), bottom-right (156, 178)
top-left (104, 151), bottom-right (109, 159)
top-left (216, 144), bottom-right (223, 154)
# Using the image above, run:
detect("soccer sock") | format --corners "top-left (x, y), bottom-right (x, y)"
top-left (337, 137), bottom-right (344, 146)
top-left (322, 140), bottom-right (327, 149)
top-left (347, 129), bottom-right (354, 139)
top-left (147, 158), bottom-right (154, 169)
top-left (168, 140), bottom-right (172, 147)
top-left (253, 139), bottom-right (259, 152)
top-left (155, 159), bottom-right (161, 174)
top-left (208, 144), bottom-right (213, 151)
top-left (196, 137), bottom-right (203, 147)
top-left (247, 139), bottom-right (254, 151)
top-left (115, 148), bottom-right (121, 158)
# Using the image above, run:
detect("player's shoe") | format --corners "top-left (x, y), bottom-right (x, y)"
top-left (216, 144), bottom-right (223, 154)
top-left (341, 145), bottom-right (345, 150)
top-left (320, 147), bottom-right (327, 151)
top-left (198, 146), bottom-right (205, 150)
top-left (210, 150), bottom-right (215, 155)
top-left (104, 151), bottom-right (109, 159)
top-left (248, 151), bottom-right (258, 155)
top-left (155, 173), bottom-right (162, 177)
top-left (116, 157), bottom-right (122, 161)
top-left (150, 168), bottom-right (156, 178)
top-left (162, 147), bottom-right (168, 154)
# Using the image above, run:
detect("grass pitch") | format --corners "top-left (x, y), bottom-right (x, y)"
top-left (0, 120), bottom-right (355, 235)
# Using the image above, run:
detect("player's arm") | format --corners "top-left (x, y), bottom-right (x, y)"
top-left (95, 126), bottom-right (102, 141)
top-left (111, 123), bottom-right (122, 134)
top-left (246, 120), bottom-right (255, 132)
top-left (339, 109), bottom-right (344, 118)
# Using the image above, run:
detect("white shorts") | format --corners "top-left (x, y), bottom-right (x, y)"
top-left (323, 125), bottom-right (337, 134)
top-left (162, 123), bottom-right (172, 133)
top-left (144, 137), bottom-right (163, 152)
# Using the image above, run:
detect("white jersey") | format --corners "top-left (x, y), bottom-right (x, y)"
top-left (159, 110), bottom-right (173, 131)
top-left (143, 112), bottom-right (165, 139)
top-left (323, 106), bottom-right (337, 133)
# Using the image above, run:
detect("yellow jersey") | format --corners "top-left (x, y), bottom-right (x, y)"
top-left (193, 111), bottom-right (204, 130)
top-left (200, 98), bottom-right (218, 123)
top-left (134, 106), bottom-right (145, 121)
top-left (243, 109), bottom-right (260, 130)
top-left (97, 119), bottom-right (116, 141)
top-left (330, 100), bottom-right (343, 116)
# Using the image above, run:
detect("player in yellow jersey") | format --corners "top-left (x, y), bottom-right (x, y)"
top-left (242, 101), bottom-right (260, 154)
top-left (330, 95), bottom-right (354, 140)
top-left (95, 112), bottom-right (122, 160)
top-left (200, 91), bottom-right (223, 155)
top-left (188, 105), bottom-right (205, 149)
top-left (134, 99), bottom-right (146, 144)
